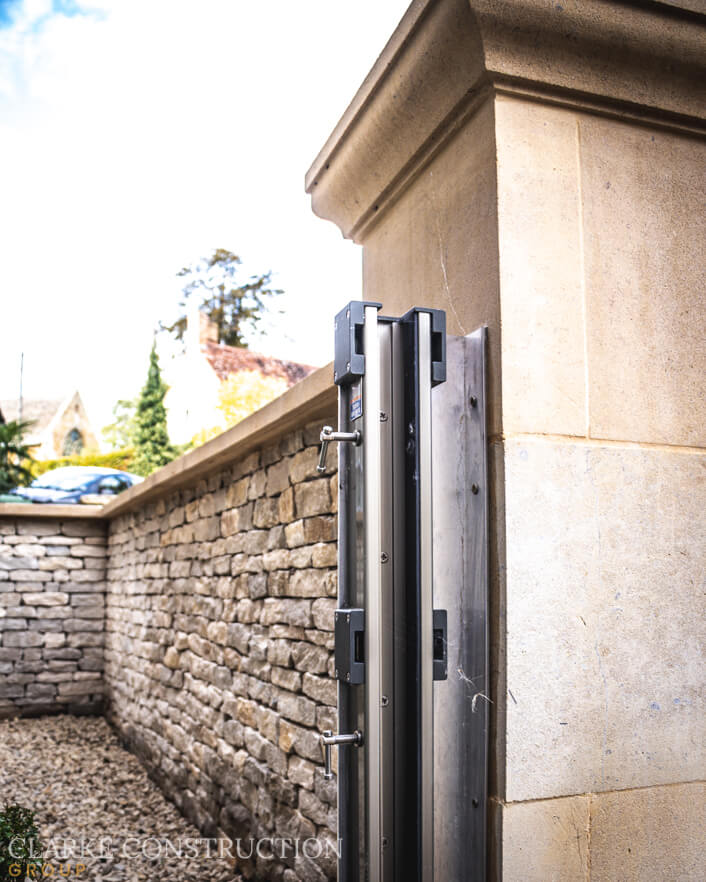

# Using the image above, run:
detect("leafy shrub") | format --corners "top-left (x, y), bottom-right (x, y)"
top-left (0, 420), bottom-right (35, 493)
top-left (0, 804), bottom-right (43, 880)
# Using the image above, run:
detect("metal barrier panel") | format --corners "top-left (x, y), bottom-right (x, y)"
top-left (324, 304), bottom-right (487, 882)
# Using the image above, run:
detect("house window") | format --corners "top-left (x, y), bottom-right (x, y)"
top-left (63, 428), bottom-right (84, 456)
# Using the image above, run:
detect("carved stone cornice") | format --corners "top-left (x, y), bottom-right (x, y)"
top-left (306, 0), bottom-right (706, 241)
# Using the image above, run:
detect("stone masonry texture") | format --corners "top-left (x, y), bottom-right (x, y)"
top-left (0, 517), bottom-right (107, 717)
top-left (104, 419), bottom-right (339, 881)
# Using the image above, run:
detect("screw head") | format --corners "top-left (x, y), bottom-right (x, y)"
top-left (346, 362), bottom-right (350, 371)
top-left (381, 695), bottom-right (389, 707)
top-left (380, 552), bottom-right (389, 563)
top-left (470, 396), bottom-right (478, 408)
top-left (380, 411), bottom-right (388, 422)
top-left (346, 672), bottom-right (351, 682)
top-left (472, 483), bottom-right (480, 495)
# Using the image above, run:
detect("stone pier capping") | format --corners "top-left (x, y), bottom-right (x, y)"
top-left (306, 1), bottom-right (705, 880)
top-left (306, 0), bottom-right (706, 243)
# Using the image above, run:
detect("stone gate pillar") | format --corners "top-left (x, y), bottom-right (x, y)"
top-left (306, 1), bottom-right (705, 878)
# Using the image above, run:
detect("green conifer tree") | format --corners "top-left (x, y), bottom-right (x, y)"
top-left (133, 345), bottom-right (176, 476)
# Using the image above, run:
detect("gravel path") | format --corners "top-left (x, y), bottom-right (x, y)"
top-left (0, 715), bottom-right (242, 881)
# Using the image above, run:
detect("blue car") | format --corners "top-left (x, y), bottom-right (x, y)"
top-left (10, 466), bottom-right (142, 505)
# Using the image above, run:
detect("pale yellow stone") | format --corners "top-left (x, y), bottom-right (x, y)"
top-left (500, 795), bottom-right (589, 882)
top-left (589, 782), bottom-right (706, 882)
top-left (495, 97), bottom-right (587, 437)
top-left (579, 116), bottom-right (706, 447)
top-left (362, 99), bottom-right (503, 434)
top-left (502, 437), bottom-right (705, 802)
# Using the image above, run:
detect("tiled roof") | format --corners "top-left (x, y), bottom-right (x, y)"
top-left (0, 399), bottom-right (62, 433)
top-left (202, 342), bottom-right (316, 386)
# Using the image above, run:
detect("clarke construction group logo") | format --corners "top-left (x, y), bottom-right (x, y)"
top-left (1, 803), bottom-right (341, 877)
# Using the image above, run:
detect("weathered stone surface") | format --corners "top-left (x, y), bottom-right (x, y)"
top-left (291, 643), bottom-right (329, 675)
top-left (266, 459), bottom-right (290, 496)
top-left (294, 482), bottom-right (331, 519)
top-left (288, 569), bottom-right (333, 598)
top-left (288, 755), bottom-right (315, 790)
top-left (21, 592), bottom-right (69, 607)
top-left (262, 598), bottom-right (312, 628)
top-left (278, 691), bottom-right (316, 727)
top-left (500, 795), bottom-right (589, 882)
top-left (503, 438), bottom-right (705, 801)
top-left (0, 428), bottom-right (339, 873)
top-left (589, 781), bottom-right (705, 882)
top-left (302, 673), bottom-right (337, 707)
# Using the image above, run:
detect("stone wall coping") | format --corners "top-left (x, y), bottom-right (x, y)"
top-left (305, 0), bottom-right (706, 241)
top-left (0, 363), bottom-right (336, 522)
top-left (0, 503), bottom-right (103, 518)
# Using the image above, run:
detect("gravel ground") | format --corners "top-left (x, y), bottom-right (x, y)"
top-left (0, 715), bottom-right (242, 881)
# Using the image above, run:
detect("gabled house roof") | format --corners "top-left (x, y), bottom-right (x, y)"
top-left (0, 399), bottom-right (63, 439)
top-left (202, 341), bottom-right (316, 387)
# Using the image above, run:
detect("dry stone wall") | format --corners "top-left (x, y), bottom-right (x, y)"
top-left (104, 418), bottom-right (340, 882)
top-left (0, 517), bottom-right (107, 718)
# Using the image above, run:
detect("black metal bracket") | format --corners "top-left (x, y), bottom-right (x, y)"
top-left (334, 608), bottom-right (365, 685)
top-left (334, 301), bottom-right (446, 388)
top-left (334, 301), bottom-right (382, 386)
top-left (433, 609), bottom-right (448, 681)
top-left (401, 306), bottom-right (447, 387)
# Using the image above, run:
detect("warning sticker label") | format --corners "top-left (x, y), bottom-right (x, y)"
top-left (350, 381), bottom-right (362, 421)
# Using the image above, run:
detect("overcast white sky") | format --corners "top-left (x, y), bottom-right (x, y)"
top-left (0, 0), bottom-right (409, 432)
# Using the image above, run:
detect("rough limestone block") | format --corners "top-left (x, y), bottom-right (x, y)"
top-left (311, 543), bottom-right (336, 568)
top-left (261, 598), bottom-right (312, 628)
top-left (3, 632), bottom-right (43, 648)
top-left (278, 691), bottom-right (316, 727)
top-left (8, 570), bottom-right (51, 582)
top-left (291, 643), bottom-right (329, 675)
top-left (266, 460), bottom-right (290, 497)
top-left (22, 592), bottom-right (69, 607)
top-left (38, 557), bottom-right (82, 570)
top-left (0, 556), bottom-right (38, 570)
top-left (302, 673), bottom-right (336, 707)
top-left (271, 667), bottom-right (302, 693)
top-left (70, 544), bottom-right (107, 558)
top-left (288, 755), bottom-right (315, 790)
top-left (294, 481), bottom-right (331, 519)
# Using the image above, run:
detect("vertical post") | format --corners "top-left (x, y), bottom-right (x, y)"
top-left (363, 304), bottom-right (383, 882)
top-left (417, 312), bottom-right (434, 881)
top-left (432, 330), bottom-right (488, 881)
top-left (337, 380), bottom-right (359, 882)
